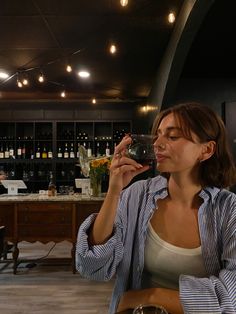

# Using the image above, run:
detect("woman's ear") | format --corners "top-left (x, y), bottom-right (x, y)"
top-left (200, 141), bottom-right (216, 162)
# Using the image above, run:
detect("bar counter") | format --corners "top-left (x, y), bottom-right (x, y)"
top-left (0, 193), bottom-right (104, 273)
top-left (0, 193), bottom-right (104, 202)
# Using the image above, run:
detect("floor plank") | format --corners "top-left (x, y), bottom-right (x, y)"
top-left (0, 241), bottom-right (114, 314)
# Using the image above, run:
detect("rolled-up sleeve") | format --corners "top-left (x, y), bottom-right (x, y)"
top-left (76, 213), bottom-right (125, 281)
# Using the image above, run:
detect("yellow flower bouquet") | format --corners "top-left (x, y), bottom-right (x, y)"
top-left (89, 157), bottom-right (111, 196)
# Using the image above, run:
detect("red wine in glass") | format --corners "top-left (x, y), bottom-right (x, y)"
top-left (127, 134), bottom-right (156, 165)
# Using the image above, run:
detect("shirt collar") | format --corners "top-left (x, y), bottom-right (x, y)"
top-left (148, 175), bottom-right (220, 202)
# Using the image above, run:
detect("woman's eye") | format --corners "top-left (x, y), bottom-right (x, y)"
top-left (168, 135), bottom-right (179, 140)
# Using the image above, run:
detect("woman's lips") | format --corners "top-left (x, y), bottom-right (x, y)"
top-left (156, 154), bottom-right (167, 162)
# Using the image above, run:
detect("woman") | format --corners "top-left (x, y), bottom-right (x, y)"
top-left (76, 102), bottom-right (236, 314)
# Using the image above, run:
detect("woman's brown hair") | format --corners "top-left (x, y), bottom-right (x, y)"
top-left (152, 102), bottom-right (236, 188)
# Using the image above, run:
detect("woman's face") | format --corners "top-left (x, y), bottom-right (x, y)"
top-left (154, 113), bottom-right (204, 175)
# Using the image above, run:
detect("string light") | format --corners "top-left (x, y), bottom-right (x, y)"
top-left (168, 12), bottom-right (175, 24)
top-left (110, 44), bottom-right (117, 54)
top-left (78, 71), bottom-right (90, 78)
top-left (38, 72), bottom-right (44, 83)
top-left (17, 79), bottom-right (23, 88)
top-left (0, 72), bottom-right (9, 79)
top-left (60, 90), bottom-right (66, 98)
top-left (66, 64), bottom-right (72, 72)
top-left (120, 0), bottom-right (128, 7)
top-left (22, 78), bottom-right (29, 86)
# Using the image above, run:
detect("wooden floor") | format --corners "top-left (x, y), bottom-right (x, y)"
top-left (0, 241), bottom-right (114, 314)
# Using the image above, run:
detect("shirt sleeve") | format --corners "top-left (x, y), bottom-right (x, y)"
top-left (75, 189), bottom-right (131, 282)
top-left (179, 197), bottom-right (236, 313)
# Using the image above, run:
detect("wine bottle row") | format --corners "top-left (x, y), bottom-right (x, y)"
top-left (0, 142), bottom-right (114, 160)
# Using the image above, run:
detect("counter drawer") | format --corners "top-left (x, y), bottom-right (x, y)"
top-left (17, 224), bottom-right (72, 238)
top-left (18, 210), bottom-right (72, 224)
top-left (17, 203), bottom-right (73, 211)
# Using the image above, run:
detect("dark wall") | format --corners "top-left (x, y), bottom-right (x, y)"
top-left (0, 100), bottom-right (150, 133)
top-left (173, 78), bottom-right (236, 116)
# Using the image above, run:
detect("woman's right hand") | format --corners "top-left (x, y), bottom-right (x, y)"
top-left (108, 135), bottom-right (150, 194)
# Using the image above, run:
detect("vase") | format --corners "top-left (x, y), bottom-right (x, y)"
top-left (90, 176), bottom-right (102, 197)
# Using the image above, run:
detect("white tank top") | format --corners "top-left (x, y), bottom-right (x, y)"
top-left (142, 223), bottom-right (207, 290)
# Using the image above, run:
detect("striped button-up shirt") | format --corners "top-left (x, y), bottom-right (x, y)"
top-left (76, 176), bottom-right (236, 314)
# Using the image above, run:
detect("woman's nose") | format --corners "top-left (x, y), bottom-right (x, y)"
top-left (153, 136), bottom-right (166, 150)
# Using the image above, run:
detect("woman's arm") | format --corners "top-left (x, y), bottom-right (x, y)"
top-left (117, 288), bottom-right (184, 314)
top-left (88, 136), bottom-right (148, 245)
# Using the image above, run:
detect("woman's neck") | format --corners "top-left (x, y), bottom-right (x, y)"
top-left (167, 174), bottom-right (202, 207)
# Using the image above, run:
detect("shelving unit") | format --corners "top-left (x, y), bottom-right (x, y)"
top-left (0, 120), bottom-right (132, 192)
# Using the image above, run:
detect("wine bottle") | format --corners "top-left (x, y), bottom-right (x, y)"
top-left (17, 144), bottom-right (22, 159)
top-left (48, 146), bottom-right (53, 159)
top-left (105, 142), bottom-right (110, 157)
top-left (87, 142), bottom-right (92, 158)
top-left (48, 172), bottom-right (56, 197)
top-left (96, 142), bottom-right (101, 157)
top-left (76, 143), bottom-right (80, 158)
top-left (4, 143), bottom-right (10, 158)
top-left (42, 145), bottom-right (47, 159)
top-left (0, 144), bottom-right (4, 159)
top-left (22, 143), bottom-right (26, 159)
top-left (70, 143), bottom-right (75, 158)
top-left (9, 144), bottom-right (14, 159)
top-left (36, 143), bottom-right (41, 158)
top-left (64, 143), bottom-right (69, 158)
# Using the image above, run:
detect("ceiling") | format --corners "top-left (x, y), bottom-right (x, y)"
top-left (0, 0), bottom-right (234, 104)
top-left (0, 0), bottom-right (183, 102)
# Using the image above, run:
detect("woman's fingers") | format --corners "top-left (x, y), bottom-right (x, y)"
top-left (113, 136), bottom-right (132, 157)
top-left (111, 156), bottom-right (143, 170)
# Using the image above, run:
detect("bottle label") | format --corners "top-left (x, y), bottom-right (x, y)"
top-left (58, 152), bottom-right (62, 158)
top-left (48, 152), bottom-right (53, 158)
top-left (36, 152), bottom-right (40, 158)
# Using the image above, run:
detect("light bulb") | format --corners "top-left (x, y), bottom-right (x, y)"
top-left (61, 91), bottom-right (66, 98)
top-left (120, 0), bottom-right (128, 7)
top-left (22, 78), bottom-right (28, 85)
top-left (92, 98), bottom-right (96, 104)
top-left (0, 72), bottom-right (9, 79)
top-left (66, 64), bottom-right (72, 72)
top-left (38, 73), bottom-right (44, 83)
top-left (17, 80), bottom-right (23, 88)
top-left (78, 71), bottom-right (90, 78)
top-left (168, 12), bottom-right (175, 24)
top-left (110, 44), bottom-right (117, 54)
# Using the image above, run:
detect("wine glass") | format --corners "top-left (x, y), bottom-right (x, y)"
top-left (127, 134), bottom-right (156, 165)
top-left (133, 304), bottom-right (168, 314)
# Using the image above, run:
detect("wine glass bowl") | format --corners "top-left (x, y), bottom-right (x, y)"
top-left (127, 134), bottom-right (156, 165)
top-left (133, 304), bottom-right (168, 314)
